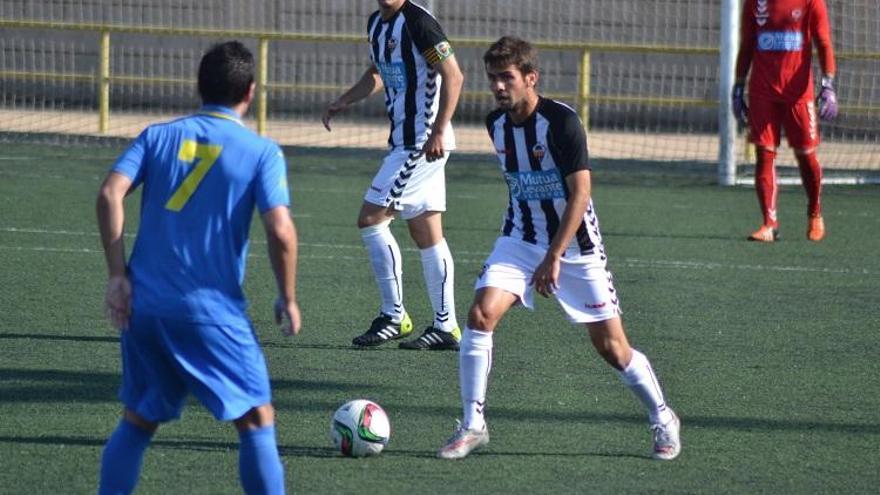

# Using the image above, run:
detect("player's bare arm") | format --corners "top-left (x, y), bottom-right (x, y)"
top-left (531, 170), bottom-right (592, 298)
top-left (322, 66), bottom-right (384, 131)
top-left (423, 54), bottom-right (464, 161)
top-left (262, 206), bottom-right (301, 336)
top-left (96, 171), bottom-right (134, 329)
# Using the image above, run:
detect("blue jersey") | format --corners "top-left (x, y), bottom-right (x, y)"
top-left (111, 105), bottom-right (290, 326)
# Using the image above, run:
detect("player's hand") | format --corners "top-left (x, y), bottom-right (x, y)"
top-left (274, 297), bottom-right (302, 336)
top-left (104, 275), bottom-right (132, 330)
top-left (817, 77), bottom-right (839, 121)
top-left (530, 254), bottom-right (560, 298)
top-left (322, 100), bottom-right (348, 131)
top-left (731, 83), bottom-right (748, 125)
top-left (421, 131), bottom-right (446, 162)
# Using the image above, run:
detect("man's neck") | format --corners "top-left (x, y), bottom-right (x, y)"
top-left (230, 101), bottom-right (249, 118)
top-left (508, 94), bottom-right (540, 125)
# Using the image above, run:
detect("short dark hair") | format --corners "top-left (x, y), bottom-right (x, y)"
top-left (483, 36), bottom-right (539, 75)
top-left (197, 41), bottom-right (255, 106)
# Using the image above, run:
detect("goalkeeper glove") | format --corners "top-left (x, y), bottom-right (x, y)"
top-left (817, 76), bottom-right (838, 121)
top-left (731, 82), bottom-right (748, 125)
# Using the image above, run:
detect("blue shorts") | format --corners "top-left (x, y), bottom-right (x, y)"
top-left (119, 311), bottom-right (272, 423)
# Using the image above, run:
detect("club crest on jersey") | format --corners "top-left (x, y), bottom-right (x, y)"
top-left (434, 41), bottom-right (452, 59)
top-left (531, 143), bottom-right (547, 161)
top-left (791, 9), bottom-right (802, 20)
top-left (386, 37), bottom-right (398, 50)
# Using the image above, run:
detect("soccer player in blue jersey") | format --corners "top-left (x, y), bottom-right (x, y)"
top-left (322, 0), bottom-right (464, 350)
top-left (96, 41), bottom-right (299, 495)
top-left (437, 36), bottom-right (680, 461)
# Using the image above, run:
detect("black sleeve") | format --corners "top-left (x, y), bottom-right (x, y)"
top-left (402, 3), bottom-right (451, 59)
top-left (547, 106), bottom-right (590, 176)
top-left (485, 109), bottom-right (504, 138)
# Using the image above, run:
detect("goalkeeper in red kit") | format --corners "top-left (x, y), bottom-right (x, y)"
top-left (732, 0), bottom-right (838, 242)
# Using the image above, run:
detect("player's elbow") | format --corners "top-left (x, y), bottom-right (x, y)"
top-left (815, 40), bottom-right (833, 57)
top-left (96, 181), bottom-right (121, 213)
top-left (275, 220), bottom-right (297, 248)
top-left (448, 66), bottom-right (464, 91)
top-left (263, 208), bottom-right (297, 247)
top-left (439, 59), bottom-right (464, 91)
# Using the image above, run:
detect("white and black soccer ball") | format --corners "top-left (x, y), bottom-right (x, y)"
top-left (330, 399), bottom-right (390, 457)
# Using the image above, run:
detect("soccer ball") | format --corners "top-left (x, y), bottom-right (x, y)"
top-left (330, 399), bottom-right (391, 457)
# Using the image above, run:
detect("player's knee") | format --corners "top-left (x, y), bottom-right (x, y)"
top-left (407, 213), bottom-right (443, 248)
top-left (794, 147), bottom-right (816, 156)
top-left (586, 321), bottom-right (632, 370)
top-left (594, 344), bottom-right (630, 370)
top-left (123, 409), bottom-right (159, 433)
top-left (358, 216), bottom-right (391, 232)
top-left (756, 146), bottom-right (777, 159)
top-left (356, 214), bottom-right (375, 229)
top-left (467, 304), bottom-right (499, 332)
top-left (234, 404), bottom-right (275, 431)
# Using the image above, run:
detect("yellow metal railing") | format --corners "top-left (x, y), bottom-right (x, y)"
top-left (98, 30), bottom-right (110, 133)
top-left (1, 19), bottom-right (878, 136)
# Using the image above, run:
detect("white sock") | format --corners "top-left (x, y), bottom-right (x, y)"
top-left (420, 239), bottom-right (457, 332)
top-left (360, 221), bottom-right (404, 321)
top-left (617, 349), bottom-right (673, 425)
top-left (460, 327), bottom-right (493, 431)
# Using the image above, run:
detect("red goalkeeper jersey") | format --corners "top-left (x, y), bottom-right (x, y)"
top-left (736, 0), bottom-right (836, 103)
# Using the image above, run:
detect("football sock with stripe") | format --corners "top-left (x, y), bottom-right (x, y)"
top-left (98, 418), bottom-right (154, 495)
top-left (238, 425), bottom-right (285, 495)
top-left (460, 327), bottom-right (493, 431)
top-left (755, 148), bottom-right (779, 227)
top-left (361, 221), bottom-right (404, 322)
top-left (420, 238), bottom-right (458, 332)
top-left (617, 349), bottom-right (674, 425)
top-left (795, 151), bottom-right (823, 217)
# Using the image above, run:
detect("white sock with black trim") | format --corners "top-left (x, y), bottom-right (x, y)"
top-left (420, 238), bottom-right (457, 332)
top-left (460, 327), bottom-right (493, 431)
top-left (360, 221), bottom-right (404, 322)
top-left (617, 349), bottom-right (674, 425)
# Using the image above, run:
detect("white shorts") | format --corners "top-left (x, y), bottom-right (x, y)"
top-left (363, 149), bottom-right (448, 220)
top-left (475, 236), bottom-right (622, 324)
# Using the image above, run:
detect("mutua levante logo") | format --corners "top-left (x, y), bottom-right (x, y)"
top-left (504, 169), bottom-right (564, 201)
top-left (758, 31), bottom-right (803, 52)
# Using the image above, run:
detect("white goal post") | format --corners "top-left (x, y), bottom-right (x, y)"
top-left (719, 0), bottom-right (739, 186)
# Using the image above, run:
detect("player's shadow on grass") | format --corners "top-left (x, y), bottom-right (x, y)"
top-left (0, 434), bottom-right (338, 457)
top-left (602, 230), bottom-right (736, 242)
top-left (0, 367), bottom-right (389, 404)
top-left (263, 341), bottom-right (447, 352)
top-left (0, 434), bottom-right (636, 460)
top-left (261, 341), bottom-right (389, 351)
top-left (271, 377), bottom-right (385, 393)
top-left (0, 368), bottom-right (119, 403)
top-left (0, 332), bottom-right (118, 344)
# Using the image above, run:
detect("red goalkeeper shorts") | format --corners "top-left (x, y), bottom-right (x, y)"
top-left (748, 96), bottom-right (820, 150)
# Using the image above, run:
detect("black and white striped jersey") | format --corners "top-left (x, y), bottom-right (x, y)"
top-left (367, 1), bottom-right (455, 151)
top-left (486, 97), bottom-right (605, 257)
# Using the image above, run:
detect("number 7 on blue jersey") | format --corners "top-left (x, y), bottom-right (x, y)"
top-left (165, 140), bottom-right (223, 212)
